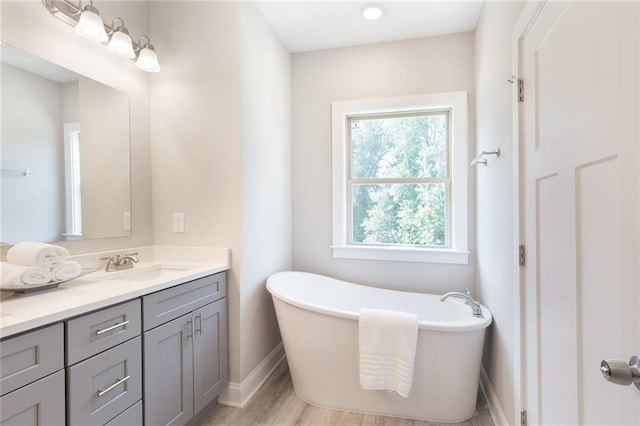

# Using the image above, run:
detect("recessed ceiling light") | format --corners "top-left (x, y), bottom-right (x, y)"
top-left (361, 3), bottom-right (384, 21)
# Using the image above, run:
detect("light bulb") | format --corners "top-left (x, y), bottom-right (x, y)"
top-left (136, 45), bottom-right (161, 73)
top-left (362, 3), bottom-right (384, 20)
top-left (107, 28), bottom-right (135, 59)
top-left (74, 5), bottom-right (108, 42)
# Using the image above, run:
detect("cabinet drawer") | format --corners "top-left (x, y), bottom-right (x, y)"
top-left (104, 400), bottom-right (142, 426)
top-left (143, 272), bottom-right (226, 331)
top-left (67, 336), bottom-right (142, 426)
top-left (0, 323), bottom-right (63, 396)
top-left (0, 369), bottom-right (65, 426)
top-left (66, 299), bottom-right (141, 365)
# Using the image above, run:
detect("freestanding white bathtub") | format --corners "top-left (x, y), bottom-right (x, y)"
top-left (266, 271), bottom-right (492, 423)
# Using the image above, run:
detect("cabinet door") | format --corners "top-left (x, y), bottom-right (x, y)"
top-left (193, 298), bottom-right (228, 414)
top-left (144, 313), bottom-right (194, 426)
top-left (0, 370), bottom-right (65, 426)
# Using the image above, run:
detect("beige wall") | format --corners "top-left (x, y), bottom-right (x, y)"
top-left (150, 0), bottom-right (243, 382)
top-left (291, 33), bottom-right (476, 293)
top-left (80, 77), bottom-right (131, 240)
top-left (149, 1), bottom-right (291, 384)
top-left (0, 0), bottom-right (153, 253)
top-left (474, 1), bottom-right (525, 424)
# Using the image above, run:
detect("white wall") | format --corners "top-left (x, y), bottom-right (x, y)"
top-left (238, 2), bottom-right (291, 379)
top-left (474, 1), bottom-right (525, 424)
top-left (1, 63), bottom-right (65, 243)
top-left (149, 1), bottom-right (291, 385)
top-left (0, 0), bottom-right (152, 253)
top-left (291, 33), bottom-right (475, 293)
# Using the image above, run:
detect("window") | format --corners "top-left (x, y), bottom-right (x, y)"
top-left (331, 92), bottom-right (469, 264)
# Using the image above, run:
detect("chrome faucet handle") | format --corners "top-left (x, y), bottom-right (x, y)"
top-left (119, 253), bottom-right (139, 263)
top-left (99, 256), bottom-right (117, 272)
top-left (464, 288), bottom-right (472, 306)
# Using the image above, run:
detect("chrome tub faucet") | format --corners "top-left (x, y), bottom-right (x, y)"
top-left (440, 289), bottom-right (484, 318)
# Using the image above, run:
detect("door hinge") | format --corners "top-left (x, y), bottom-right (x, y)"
top-left (519, 245), bottom-right (526, 267)
top-left (521, 409), bottom-right (527, 426)
top-left (508, 76), bottom-right (524, 102)
top-left (518, 79), bottom-right (524, 102)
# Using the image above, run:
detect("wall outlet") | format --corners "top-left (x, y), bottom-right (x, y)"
top-left (172, 213), bottom-right (185, 233)
top-left (123, 211), bottom-right (131, 231)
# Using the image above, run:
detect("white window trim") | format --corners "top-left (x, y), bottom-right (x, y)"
top-left (63, 122), bottom-right (82, 239)
top-left (331, 92), bottom-right (469, 264)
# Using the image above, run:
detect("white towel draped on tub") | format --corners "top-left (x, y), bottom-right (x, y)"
top-left (1, 262), bottom-right (52, 286)
top-left (7, 242), bottom-right (69, 268)
top-left (359, 308), bottom-right (419, 398)
top-left (51, 261), bottom-right (82, 281)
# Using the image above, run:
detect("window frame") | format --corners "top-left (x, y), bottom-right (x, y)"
top-left (331, 92), bottom-right (469, 264)
top-left (347, 109), bottom-right (452, 248)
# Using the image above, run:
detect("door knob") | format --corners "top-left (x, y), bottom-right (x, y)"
top-left (600, 356), bottom-right (640, 390)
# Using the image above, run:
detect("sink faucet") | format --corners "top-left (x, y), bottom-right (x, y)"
top-left (115, 253), bottom-right (139, 270)
top-left (440, 290), bottom-right (484, 318)
top-left (99, 252), bottom-right (139, 272)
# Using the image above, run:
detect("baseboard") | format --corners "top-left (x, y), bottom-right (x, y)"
top-left (479, 366), bottom-right (509, 426)
top-left (218, 342), bottom-right (286, 408)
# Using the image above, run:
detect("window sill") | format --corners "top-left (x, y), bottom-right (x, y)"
top-left (331, 245), bottom-right (470, 264)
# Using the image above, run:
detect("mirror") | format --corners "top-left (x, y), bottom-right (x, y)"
top-left (1, 43), bottom-right (131, 244)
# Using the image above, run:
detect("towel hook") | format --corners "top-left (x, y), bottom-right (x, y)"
top-left (470, 149), bottom-right (501, 166)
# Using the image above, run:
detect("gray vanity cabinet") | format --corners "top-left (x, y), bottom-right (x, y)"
top-left (0, 324), bottom-right (65, 426)
top-left (142, 272), bottom-right (227, 426)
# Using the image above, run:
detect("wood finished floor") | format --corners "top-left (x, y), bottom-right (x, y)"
top-left (196, 362), bottom-right (494, 426)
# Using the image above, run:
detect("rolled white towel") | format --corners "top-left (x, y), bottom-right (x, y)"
top-left (1, 262), bottom-right (52, 286)
top-left (51, 261), bottom-right (82, 282)
top-left (6, 242), bottom-right (69, 268)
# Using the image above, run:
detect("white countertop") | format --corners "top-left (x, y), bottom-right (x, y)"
top-left (0, 246), bottom-right (230, 339)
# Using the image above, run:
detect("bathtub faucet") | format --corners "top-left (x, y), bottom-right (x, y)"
top-left (440, 291), bottom-right (484, 318)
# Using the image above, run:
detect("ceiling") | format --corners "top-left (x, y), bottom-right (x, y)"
top-left (254, 1), bottom-right (484, 53)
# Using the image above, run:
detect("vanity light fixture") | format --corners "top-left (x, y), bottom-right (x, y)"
top-left (74, 1), bottom-right (108, 42)
top-left (106, 18), bottom-right (135, 59)
top-left (135, 36), bottom-right (161, 73)
top-left (41, 0), bottom-right (161, 73)
top-left (361, 3), bottom-right (384, 20)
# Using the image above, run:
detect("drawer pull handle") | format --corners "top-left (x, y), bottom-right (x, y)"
top-left (97, 375), bottom-right (130, 397)
top-left (196, 312), bottom-right (203, 335)
top-left (187, 319), bottom-right (194, 338)
top-left (96, 320), bottom-right (130, 335)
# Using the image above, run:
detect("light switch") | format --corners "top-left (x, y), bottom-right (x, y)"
top-left (172, 213), bottom-right (185, 233)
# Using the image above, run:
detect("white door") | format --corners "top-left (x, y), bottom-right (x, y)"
top-left (520, 1), bottom-right (640, 425)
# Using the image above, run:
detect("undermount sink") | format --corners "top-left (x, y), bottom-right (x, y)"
top-left (86, 263), bottom-right (199, 283)
top-left (107, 265), bottom-right (190, 282)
